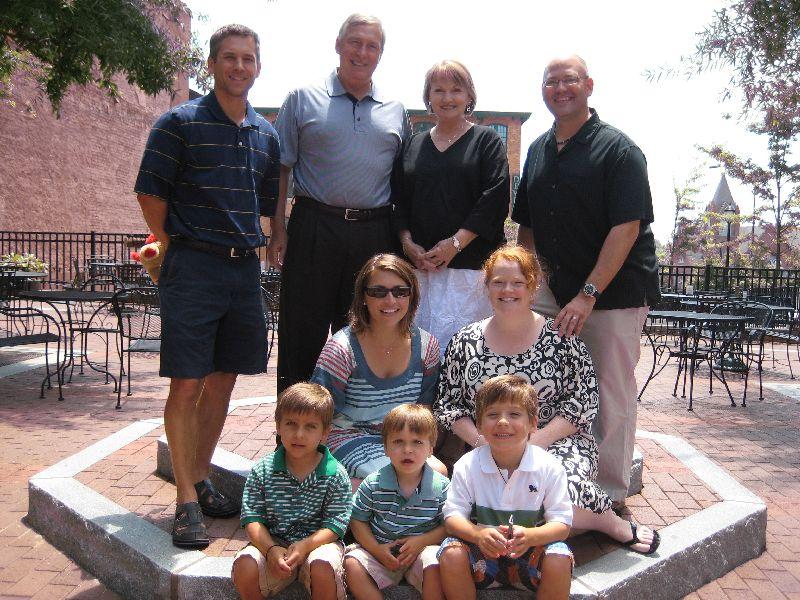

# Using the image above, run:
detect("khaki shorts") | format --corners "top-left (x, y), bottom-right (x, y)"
top-left (233, 541), bottom-right (345, 600)
top-left (344, 543), bottom-right (440, 593)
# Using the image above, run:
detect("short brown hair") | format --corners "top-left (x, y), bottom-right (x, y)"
top-left (423, 60), bottom-right (477, 114)
top-left (337, 14), bottom-right (385, 50)
top-left (209, 24), bottom-right (260, 62)
top-left (483, 244), bottom-right (543, 292)
top-left (382, 404), bottom-right (438, 447)
top-left (275, 383), bottom-right (333, 430)
top-left (475, 375), bottom-right (538, 426)
top-left (349, 254), bottom-right (420, 334)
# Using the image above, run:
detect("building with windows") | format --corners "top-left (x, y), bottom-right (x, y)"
top-left (255, 107), bottom-right (530, 199)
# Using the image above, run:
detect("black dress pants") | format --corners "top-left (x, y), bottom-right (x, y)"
top-left (277, 200), bottom-right (395, 392)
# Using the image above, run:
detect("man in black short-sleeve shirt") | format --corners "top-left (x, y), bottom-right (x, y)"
top-left (512, 55), bottom-right (660, 506)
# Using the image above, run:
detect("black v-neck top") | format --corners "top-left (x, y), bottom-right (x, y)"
top-left (392, 125), bottom-right (510, 270)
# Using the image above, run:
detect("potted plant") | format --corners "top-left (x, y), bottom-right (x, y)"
top-left (1, 252), bottom-right (49, 290)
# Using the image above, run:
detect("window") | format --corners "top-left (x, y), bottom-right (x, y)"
top-left (488, 123), bottom-right (508, 146)
top-left (413, 121), bottom-right (434, 133)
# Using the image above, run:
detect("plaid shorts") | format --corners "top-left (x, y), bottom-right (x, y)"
top-left (437, 536), bottom-right (573, 591)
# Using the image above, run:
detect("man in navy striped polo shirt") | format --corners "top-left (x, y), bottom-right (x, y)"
top-left (134, 24), bottom-right (280, 549)
top-left (268, 14), bottom-right (410, 392)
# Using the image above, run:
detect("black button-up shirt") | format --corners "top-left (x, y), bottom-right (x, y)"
top-left (511, 110), bottom-right (660, 310)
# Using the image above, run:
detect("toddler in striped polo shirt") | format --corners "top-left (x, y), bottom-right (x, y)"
top-left (344, 404), bottom-right (450, 599)
top-left (232, 383), bottom-right (352, 600)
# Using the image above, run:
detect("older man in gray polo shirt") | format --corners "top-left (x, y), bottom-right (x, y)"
top-left (269, 13), bottom-right (409, 392)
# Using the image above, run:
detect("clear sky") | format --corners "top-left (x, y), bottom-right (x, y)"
top-left (185, 0), bottom-right (777, 243)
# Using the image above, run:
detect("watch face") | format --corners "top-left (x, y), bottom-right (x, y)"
top-left (583, 283), bottom-right (597, 297)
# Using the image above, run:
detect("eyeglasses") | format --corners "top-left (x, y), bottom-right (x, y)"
top-left (364, 286), bottom-right (412, 298)
top-left (543, 76), bottom-right (588, 88)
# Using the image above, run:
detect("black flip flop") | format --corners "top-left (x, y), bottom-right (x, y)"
top-left (622, 522), bottom-right (660, 555)
top-left (172, 501), bottom-right (210, 549)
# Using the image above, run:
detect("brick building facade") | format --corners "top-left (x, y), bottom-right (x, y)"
top-left (256, 106), bottom-right (530, 198)
top-left (256, 106), bottom-right (529, 240)
top-left (0, 9), bottom-right (191, 234)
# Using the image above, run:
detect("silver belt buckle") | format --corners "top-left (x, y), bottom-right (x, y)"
top-left (344, 208), bottom-right (359, 221)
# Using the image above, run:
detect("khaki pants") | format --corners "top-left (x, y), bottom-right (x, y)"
top-left (534, 284), bottom-right (649, 502)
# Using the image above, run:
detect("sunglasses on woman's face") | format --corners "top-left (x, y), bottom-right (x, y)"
top-left (364, 285), bottom-right (412, 298)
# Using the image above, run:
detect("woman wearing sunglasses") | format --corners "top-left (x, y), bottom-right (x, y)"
top-left (311, 254), bottom-right (447, 488)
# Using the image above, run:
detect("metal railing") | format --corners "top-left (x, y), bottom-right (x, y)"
top-left (659, 264), bottom-right (800, 307)
top-left (0, 231), bottom-right (148, 288)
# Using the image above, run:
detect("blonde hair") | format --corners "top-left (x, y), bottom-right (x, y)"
top-left (483, 244), bottom-right (543, 292)
top-left (275, 383), bottom-right (333, 430)
top-left (475, 375), bottom-right (538, 426)
top-left (382, 404), bottom-right (438, 447)
top-left (423, 59), bottom-right (477, 114)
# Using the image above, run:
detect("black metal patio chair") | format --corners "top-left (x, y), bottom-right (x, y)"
top-left (262, 285), bottom-right (278, 365)
top-left (767, 308), bottom-right (800, 379)
top-left (709, 301), bottom-right (773, 405)
top-left (112, 287), bottom-right (160, 409)
top-left (0, 301), bottom-right (65, 400)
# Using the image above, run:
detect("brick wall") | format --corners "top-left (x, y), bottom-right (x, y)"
top-left (0, 8), bottom-right (190, 234)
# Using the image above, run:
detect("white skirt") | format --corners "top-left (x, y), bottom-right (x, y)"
top-left (415, 268), bottom-right (492, 356)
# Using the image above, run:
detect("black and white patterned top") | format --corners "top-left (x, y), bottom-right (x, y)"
top-left (434, 317), bottom-right (612, 513)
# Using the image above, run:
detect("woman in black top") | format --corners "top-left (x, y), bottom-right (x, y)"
top-left (393, 59), bottom-right (510, 354)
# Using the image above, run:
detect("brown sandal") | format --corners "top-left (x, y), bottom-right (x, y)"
top-left (172, 501), bottom-right (209, 549)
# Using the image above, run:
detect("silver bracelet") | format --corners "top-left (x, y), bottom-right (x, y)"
top-left (473, 433), bottom-right (484, 447)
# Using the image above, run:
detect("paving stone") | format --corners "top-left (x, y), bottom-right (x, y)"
top-left (7, 328), bottom-right (800, 598)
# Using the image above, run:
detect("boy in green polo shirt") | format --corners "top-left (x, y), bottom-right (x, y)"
top-left (232, 383), bottom-right (352, 600)
top-left (344, 404), bottom-right (450, 600)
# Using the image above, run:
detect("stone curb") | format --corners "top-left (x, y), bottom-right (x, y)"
top-left (28, 477), bottom-right (205, 600)
top-left (27, 398), bottom-right (765, 600)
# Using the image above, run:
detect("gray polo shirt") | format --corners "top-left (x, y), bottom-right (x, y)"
top-left (275, 70), bottom-right (410, 209)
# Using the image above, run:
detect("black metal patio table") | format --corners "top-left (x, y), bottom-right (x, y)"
top-left (639, 310), bottom-right (754, 410)
top-left (19, 289), bottom-right (117, 395)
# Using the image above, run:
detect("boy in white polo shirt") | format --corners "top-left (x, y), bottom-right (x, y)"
top-left (344, 404), bottom-right (450, 600)
top-left (438, 375), bottom-right (573, 600)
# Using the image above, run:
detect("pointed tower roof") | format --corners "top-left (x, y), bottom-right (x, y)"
top-left (706, 173), bottom-right (739, 214)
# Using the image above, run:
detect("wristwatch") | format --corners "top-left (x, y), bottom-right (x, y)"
top-left (451, 236), bottom-right (461, 253)
top-left (582, 282), bottom-right (600, 299)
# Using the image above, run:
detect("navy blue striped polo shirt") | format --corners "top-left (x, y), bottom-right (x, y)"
top-left (135, 91), bottom-right (280, 248)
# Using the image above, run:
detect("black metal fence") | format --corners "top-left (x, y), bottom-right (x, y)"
top-left (659, 264), bottom-right (800, 307)
top-left (0, 231), bottom-right (148, 288)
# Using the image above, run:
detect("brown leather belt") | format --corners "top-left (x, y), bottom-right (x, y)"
top-left (170, 236), bottom-right (256, 259)
top-left (295, 196), bottom-right (391, 221)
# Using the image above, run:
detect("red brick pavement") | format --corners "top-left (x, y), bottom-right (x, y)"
top-left (1, 336), bottom-right (800, 598)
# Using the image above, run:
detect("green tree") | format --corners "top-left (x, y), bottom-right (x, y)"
top-left (701, 140), bottom-right (800, 268)
top-left (1, 0), bottom-right (205, 113)
top-left (666, 166), bottom-right (705, 264)
top-left (649, 0), bottom-right (800, 268)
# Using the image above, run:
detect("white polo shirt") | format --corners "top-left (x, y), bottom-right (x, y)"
top-left (444, 444), bottom-right (572, 528)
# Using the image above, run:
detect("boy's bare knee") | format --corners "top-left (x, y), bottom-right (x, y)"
top-left (310, 558), bottom-right (335, 578)
top-left (232, 555), bottom-right (259, 583)
top-left (343, 556), bottom-right (361, 574)
top-left (540, 553), bottom-right (573, 576)
top-left (438, 545), bottom-right (469, 568)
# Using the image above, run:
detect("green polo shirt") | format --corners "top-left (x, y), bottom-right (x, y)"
top-left (351, 463), bottom-right (450, 544)
top-left (240, 445), bottom-right (352, 542)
